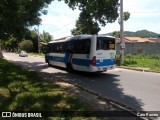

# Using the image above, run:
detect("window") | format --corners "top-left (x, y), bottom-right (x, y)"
top-left (48, 43), bottom-right (53, 52)
top-left (97, 37), bottom-right (115, 50)
top-left (72, 39), bottom-right (91, 54)
top-left (47, 38), bottom-right (91, 54)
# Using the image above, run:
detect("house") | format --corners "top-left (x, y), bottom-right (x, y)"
top-left (116, 37), bottom-right (160, 54)
top-left (149, 38), bottom-right (160, 43)
top-left (116, 37), bottom-right (154, 43)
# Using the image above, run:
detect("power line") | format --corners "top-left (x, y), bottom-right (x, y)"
top-left (51, 20), bottom-right (75, 32)
top-left (130, 11), bottom-right (160, 14)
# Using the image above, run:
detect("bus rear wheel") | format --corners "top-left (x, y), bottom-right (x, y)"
top-left (66, 63), bottom-right (73, 72)
top-left (47, 60), bottom-right (51, 67)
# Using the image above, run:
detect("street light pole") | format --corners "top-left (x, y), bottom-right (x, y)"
top-left (120, 0), bottom-right (125, 65)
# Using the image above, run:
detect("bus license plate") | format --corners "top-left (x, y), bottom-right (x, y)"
top-left (103, 68), bottom-right (107, 71)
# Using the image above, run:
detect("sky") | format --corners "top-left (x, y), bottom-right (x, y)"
top-left (38, 0), bottom-right (160, 39)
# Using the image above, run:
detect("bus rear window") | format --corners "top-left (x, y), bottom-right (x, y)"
top-left (97, 37), bottom-right (115, 50)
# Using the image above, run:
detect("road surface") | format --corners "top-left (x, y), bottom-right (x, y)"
top-left (3, 52), bottom-right (160, 113)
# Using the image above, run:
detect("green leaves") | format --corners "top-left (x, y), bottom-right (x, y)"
top-left (18, 40), bottom-right (33, 52)
top-left (65, 0), bottom-right (119, 26)
top-left (0, 0), bottom-right (52, 40)
top-left (65, 0), bottom-right (120, 35)
top-left (123, 11), bottom-right (130, 21)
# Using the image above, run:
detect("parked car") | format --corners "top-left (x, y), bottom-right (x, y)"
top-left (19, 51), bottom-right (28, 57)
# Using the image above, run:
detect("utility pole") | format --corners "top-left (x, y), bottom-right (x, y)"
top-left (120, 0), bottom-right (125, 65)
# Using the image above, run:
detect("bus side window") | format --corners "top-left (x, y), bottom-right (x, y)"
top-left (66, 42), bottom-right (73, 53)
top-left (49, 43), bottom-right (53, 52)
top-left (81, 39), bottom-right (91, 54)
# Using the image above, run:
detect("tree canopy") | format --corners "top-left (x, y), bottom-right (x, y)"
top-left (0, 0), bottom-right (52, 40)
top-left (18, 40), bottom-right (33, 52)
top-left (64, 0), bottom-right (130, 35)
top-left (71, 11), bottom-right (100, 35)
top-left (64, 0), bottom-right (119, 26)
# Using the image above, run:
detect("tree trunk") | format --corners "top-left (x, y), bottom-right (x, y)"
top-left (0, 43), bottom-right (3, 58)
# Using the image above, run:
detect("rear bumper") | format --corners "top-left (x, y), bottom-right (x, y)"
top-left (89, 65), bottom-right (116, 72)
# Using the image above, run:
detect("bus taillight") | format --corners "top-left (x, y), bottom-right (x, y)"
top-left (92, 56), bottom-right (96, 66)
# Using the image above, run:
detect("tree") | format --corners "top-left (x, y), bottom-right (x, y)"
top-left (0, 0), bottom-right (52, 39)
top-left (25, 29), bottom-right (39, 52)
top-left (18, 40), bottom-right (33, 52)
top-left (64, 0), bottom-right (130, 35)
top-left (71, 11), bottom-right (100, 35)
top-left (40, 30), bottom-right (53, 44)
top-left (123, 11), bottom-right (130, 21)
top-left (39, 30), bottom-right (53, 53)
top-left (3, 35), bottom-right (18, 52)
top-left (0, 0), bottom-right (52, 58)
top-left (112, 31), bottom-right (120, 38)
top-left (64, 0), bottom-right (119, 26)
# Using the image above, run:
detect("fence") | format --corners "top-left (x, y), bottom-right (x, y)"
top-left (116, 42), bottom-right (160, 54)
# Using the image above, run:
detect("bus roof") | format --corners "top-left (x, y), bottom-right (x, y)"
top-left (48, 35), bottom-right (115, 44)
top-left (49, 36), bottom-right (71, 43)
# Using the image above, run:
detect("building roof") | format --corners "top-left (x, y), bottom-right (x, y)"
top-left (149, 38), bottom-right (160, 43)
top-left (125, 37), bottom-right (152, 42)
top-left (116, 37), bottom-right (132, 43)
top-left (116, 37), bottom-right (155, 43)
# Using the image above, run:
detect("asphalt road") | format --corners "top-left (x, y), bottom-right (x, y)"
top-left (3, 52), bottom-right (160, 112)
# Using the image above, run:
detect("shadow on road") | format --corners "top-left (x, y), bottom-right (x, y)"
top-left (8, 59), bottom-right (144, 111)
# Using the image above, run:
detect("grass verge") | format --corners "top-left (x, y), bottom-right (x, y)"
top-left (0, 58), bottom-right (97, 120)
top-left (116, 54), bottom-right (160, 72)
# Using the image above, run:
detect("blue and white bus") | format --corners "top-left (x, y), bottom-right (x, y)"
top-left (45, 35), bottom-right (116, 72)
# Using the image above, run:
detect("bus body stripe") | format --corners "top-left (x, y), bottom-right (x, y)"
top-left (96, 59), bottom-right (115, 66)
top-left (45, 55), bottom-right (115, 67)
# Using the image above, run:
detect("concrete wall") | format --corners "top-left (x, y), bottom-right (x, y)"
top-left (116, 42), bottom-right (160, 54)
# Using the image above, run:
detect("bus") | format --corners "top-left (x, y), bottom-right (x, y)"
top-left (45, 35), bottom-right (116, 72)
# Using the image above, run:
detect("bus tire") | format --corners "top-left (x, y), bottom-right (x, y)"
top-left (66, 63), bottom-right (73, 72)
top-left (47, 60), bottom-right (51, 67)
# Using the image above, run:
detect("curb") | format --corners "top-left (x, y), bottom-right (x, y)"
top-left (53, 77), bottom-right (152, 120)
top-left (116, 66), bottom-right (160, 73)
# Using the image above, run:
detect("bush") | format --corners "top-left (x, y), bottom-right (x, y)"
top-left (18, 40), bottom-right (33, 52)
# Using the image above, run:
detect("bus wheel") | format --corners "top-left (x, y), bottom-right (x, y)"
top-left (67, 63), bottom-right (73, 72)
top-left (47, 60), bottom-right (51, 67)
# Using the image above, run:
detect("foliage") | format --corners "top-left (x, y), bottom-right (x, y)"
top-left (64, 0), bottom-right (119, 35)
top-left (71, 12), bottom-right (100, 35)
top-left (112, 31), bottom-right (120, 38)
top-left (2, 35), bottom-right (18, 52)
top-left (108, 30), bottom-right (159, 38)
top-left (124, 30), bottom-right (159, 38)
top-left (0, 0), bottom-right (52, 40)
top-left (39, 30), bottom-right (53, 53)
top-left (18, 40), bottom-right (33, 52)
top-left (25, 29), bottom-right (39, 52)
top-left (123, 11), bottom-right (130, 21)
top-left (40, 30), bottom-right (53, 44)
top-left (65, 0), bottom-right (130, 35)
top-left (64, 0), bottom-right (119, 26)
